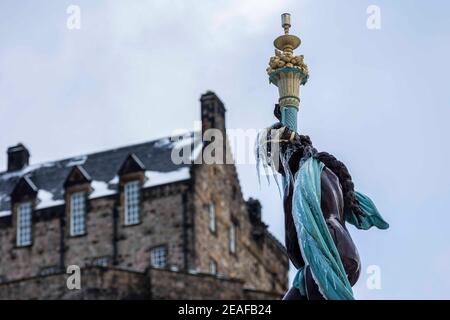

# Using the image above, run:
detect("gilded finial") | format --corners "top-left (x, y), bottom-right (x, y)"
top-left (282, 13), bottom-right (291, 34)
top-left (274, 13), bottom-right (300, 55)
top-left (267, 13), bottom-right (309, 118)
top-left (266, 13), bottom-right (309, 83)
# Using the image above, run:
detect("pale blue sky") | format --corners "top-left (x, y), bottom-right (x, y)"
top-left (1, 0), bottom-right (449, 299)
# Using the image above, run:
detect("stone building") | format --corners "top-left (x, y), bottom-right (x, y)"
top-left (0, 92), bottom-right (288, 300)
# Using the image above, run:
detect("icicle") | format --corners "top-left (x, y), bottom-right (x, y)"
top-left (281, 143), bottom-right (296, 194)
top-left (255, 131), bottom-right (262, 187)
top-left (254, 127), bottom-right (286, 197)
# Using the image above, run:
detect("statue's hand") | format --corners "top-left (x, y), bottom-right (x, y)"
top-left (264, 122), bottom-right (309, 176)
top-left (272, 104), bottom-right (312, 145)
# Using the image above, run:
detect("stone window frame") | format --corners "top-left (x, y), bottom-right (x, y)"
top-left (91, 256), bottom-right (110, 267)
top-left (65, 185), bottom-right (90, 238)
top-left (228, 222), bottom-right (237, 255)
top-left (149, 244), bottom-right (168, 269)
top-left (209, 258), bottom-right (218, 276)
top-left (124, 180), bottom-right (141, 226)
top-left (208, 202), bottom-right (217, 235)
top-left (11, 175), bottom-right (38, 249)
top-left (117, 153), bottom-right (146, 228)
top-left (69, 191), bottom-right (87, 236)
top-left (16, 201), bottom-right (33, 247)
top-left (64, 165), bottom-right (92, 238)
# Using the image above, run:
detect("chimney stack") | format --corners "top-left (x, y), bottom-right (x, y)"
top-left (7, 143), bottom-right (30, 172)
top-left (200, 91), bottom-right (226, 137)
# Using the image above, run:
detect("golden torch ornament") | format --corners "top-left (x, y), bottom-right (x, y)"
top-left (267, 13), bottom-right (309, 131)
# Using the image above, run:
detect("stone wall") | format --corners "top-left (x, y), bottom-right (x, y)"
top-left (0, 266), bottom-right (280, 300)
top-left (0, 91), bottom-right (289, 300)
top-left (115, 183), bottom-right (188, 272)
top-left (191, 157), bottom-right (289, 295)
top-left (0, 267), bottom-right (149, 300)
top-left (64, 196), bottom-right (115, 269)
top-left (0, 206), bottom-right (62, 282)
top-left (0, 181), bottom-right (190, 283)
top-left (149, 268), bottom-right (245, 300)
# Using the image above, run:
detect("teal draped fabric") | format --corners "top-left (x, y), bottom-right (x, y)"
top-left (291, 157), bottom-right (389, 300)
top-left (345, 192), bottom-right (389, 230)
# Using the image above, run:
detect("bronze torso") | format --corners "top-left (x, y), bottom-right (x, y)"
top-left (283, 166), bottom-right (361, 300)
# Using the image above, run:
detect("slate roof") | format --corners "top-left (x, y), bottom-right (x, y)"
top-left (0, 133), bottom-right (202, 215)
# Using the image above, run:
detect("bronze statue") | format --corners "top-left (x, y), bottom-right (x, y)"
top-left (261, 14), bottom-right (388, 300)
top-left (258, 105), bottom-right (388, 300)
top-left (267, 114), bottom-right (362, 300)
top-left (259, 109), bottom-right (388, 300)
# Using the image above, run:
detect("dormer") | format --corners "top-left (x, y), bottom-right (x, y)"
top-left (118, 154), bottom-right (145, 226)
top-left (64, 165), bottom-right (91, 237)
top-left (11, 175), bottom-right (38, 247)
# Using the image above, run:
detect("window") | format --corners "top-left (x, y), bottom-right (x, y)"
top-left (124, 181), bottom-right (140, 225)
top-left (229, 223), bottom-right (236, 254)
top-left (92, 256), bottom-right (109, 267)
top-left (17, 202), bottom-right (32, 247)
top-left (70, 192), bottom-right (86, 236)
top-left (208, 203), bottom-right (216, 233)
top-left (209, 259), bottom-right (217, 275)
top-left (40, 266), bottom-right (60, 276)
top-left (150, 246), bottom-right (167, 269)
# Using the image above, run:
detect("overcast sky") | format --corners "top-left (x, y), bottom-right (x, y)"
top-left (1, 0), bottom-right (450, 299)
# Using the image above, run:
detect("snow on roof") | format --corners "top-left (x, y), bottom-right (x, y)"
top-left (89, 180), bottom-right (116, 199)
top-left (65, 155), bottom-right (87, 168)
top-left (0, 133), bottom-right (202, 216)
top-left (144, 168), bottom-right (190, 188)
top-left (35, 189), bottom-right (64, 210)
top-left (0, 162), bottom-right (57, 181)
top-left (0, 210), bottom-right (10, 218)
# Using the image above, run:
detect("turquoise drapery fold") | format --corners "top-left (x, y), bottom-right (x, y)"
top-left (345, 192), bottom-right (389, 231)
top-left (291, 157), bottom-right (389, 300)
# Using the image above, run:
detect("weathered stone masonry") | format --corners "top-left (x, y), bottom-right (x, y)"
top-left (0, 92), bottom-right (288, 299)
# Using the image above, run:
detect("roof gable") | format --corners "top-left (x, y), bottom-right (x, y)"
top-left (64, 165), bottom-right (92, 188)
top-left (11, 176), bottom-right (38, 203)
top-left (118, 153), bottom-right (146, 176)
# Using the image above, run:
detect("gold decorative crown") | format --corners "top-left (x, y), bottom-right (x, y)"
top-left (266, 13), bottom-right (309, 79)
